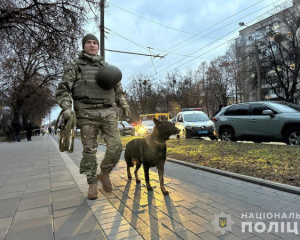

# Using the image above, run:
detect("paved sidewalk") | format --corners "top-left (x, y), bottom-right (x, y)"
top-left (0, 136), bottom-right (300, 240)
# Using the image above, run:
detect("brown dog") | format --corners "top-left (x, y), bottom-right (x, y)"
top-left (124, 118), bottom-right (180, 195)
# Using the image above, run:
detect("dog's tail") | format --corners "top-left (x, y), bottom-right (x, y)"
top-left (124, 148), bottom-right (134, 167)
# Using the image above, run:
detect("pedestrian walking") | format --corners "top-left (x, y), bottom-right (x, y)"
top-left (48, 127), bottom-right (53, 135)
top-left (55, 34), bottom-right (130, 200)
top-left (24, 120), bottom-right (34, 141)
top-left (5, 120), bottom-right (14, 141)
top-left (13, 120), bottom-right (21, 142)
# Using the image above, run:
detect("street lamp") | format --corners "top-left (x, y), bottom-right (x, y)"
top-left (239, 22), bottom-right (262, 101)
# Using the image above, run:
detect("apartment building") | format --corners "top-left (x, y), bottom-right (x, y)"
top-left (237, 0), bottom-right (300, 104)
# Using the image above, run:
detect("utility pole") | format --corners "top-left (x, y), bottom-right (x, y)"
top-left (100, 0), bottom-right (105, 61)
top-left (235, 38), bottom-right (238, 104)
top-left (254, 44), bottom-right (262, 101)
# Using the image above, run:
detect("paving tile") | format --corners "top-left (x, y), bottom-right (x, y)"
top-left (50, 175), bottom-right (73, 183)
top-left (51, 188), bottom-right (82, 201)
top-left (53, 211), bottom-right (101, 240)
top-left (135, 226), bottom-right (160, 239)
top-left (13, 206), bottom-right (52, 222)
top-left (181, 221), bottom-right (207, 234)
top-left (17, 194), bottom-right (51, 211)
top-left (51, 180), bottom-right (75, 188)
top-left (106, 229), bottom-right (140, 240)
top-left (53, 195), bottom-right (85, 210)
top-left (30, 168), bottom-right (49, 176)
top-left (58, 230), bottom-right (106, 240)
top-left (103, 224), bottom-right (134, 235)
top-left (53, 204), bottom-right (91, 218)
top-left (101, 219), bottom-right (129, 230)
top-left (23, 185), bottom-right (51, 194)
top-left (0, 191), bottom-right (23, 200)
top-left (208, 202), bottom-right (232, 211)
top-left (5, 224), bottom-right (53, 240)
top-left (0, 198), bottom-right (20, 218)
top-left (251, 231), bottom-right (282, 240)
top-left (9, 216), bottom-right (52, 232)
top-left (200, 222), bottom-right (227, 237)
top-left (50, 166), bottom-right (68, 172)
top-left (96, 216), bottom-right (125, 226)
top-left (0, 184), bottom-right (26, 193)
top-left (220, 233), bottom-right (243, 240)
top-left (176, 230), bottom-right (203, 240)
top-left (0, 229), bottom-right (6, 240)
top-left (0, 217), bottom-right (12, 230)
top-left (22, 190), bottom-right (51, 199)
top-left (51, 184), bottom-right (77, 191)
top-left (197, 231), bottom-right (220, 240)
top-left (187, 214), bottom-right (209, 225)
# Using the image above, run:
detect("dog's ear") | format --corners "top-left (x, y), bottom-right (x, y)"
top-left (153, 118), bottom-right (162, 126)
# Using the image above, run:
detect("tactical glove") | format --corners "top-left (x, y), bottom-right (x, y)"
top-left (62, 109), bottom-right (72, 121)
top-left (122, 107), bottom-right (131, 117)
top-left (61, 101), bottom-right (72, 120)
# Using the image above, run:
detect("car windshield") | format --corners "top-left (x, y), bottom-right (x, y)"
top-left (269, 102), bottom-right (300, 113)
top-left (118, 121), bottom-right (130, 126)
top-left (141, 121), bottom-right (154, 126)
top-left (184, 113), bottom-right (209, 122)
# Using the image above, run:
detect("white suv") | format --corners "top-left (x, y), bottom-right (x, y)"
top-left (175, 108), bottom-right (216, 139)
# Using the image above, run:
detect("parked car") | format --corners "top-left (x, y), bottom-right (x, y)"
top-left (175, 108), bottom-right (216, 139)
top-left (118, 121), bottom-right (135, 136)
top-left (213, 101), bottom-right (300, 145)
top-left (137, 120), bottom-right (155, 136)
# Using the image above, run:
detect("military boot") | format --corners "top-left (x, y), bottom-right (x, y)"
top-left (87, 183), bottom-right (98, 200)
top-left (99, 171), bottom-right (112, 192)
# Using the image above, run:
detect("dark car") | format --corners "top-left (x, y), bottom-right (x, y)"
top-left (118, 121), bottom-right (135, 136)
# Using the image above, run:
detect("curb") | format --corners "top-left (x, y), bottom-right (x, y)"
top-left (98, 143), bottom-right (300, 195)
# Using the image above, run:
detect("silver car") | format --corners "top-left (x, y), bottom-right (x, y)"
top-left (213, 101), bottom-right (300, 145)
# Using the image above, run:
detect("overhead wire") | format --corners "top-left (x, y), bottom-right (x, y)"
top-left (136, 0), bottom-right (267, 72)
top-left (141, 0), bottom-right (286, 74)
top-left (152, 0), bottom-right (291, 80)
top-left (107, 30), bottom-right (211, 60)
top-left (108, 1), bottom-right (229, 41)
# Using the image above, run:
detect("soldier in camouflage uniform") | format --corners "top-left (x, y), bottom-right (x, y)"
top-left (55, 34), bottom-right (130, 200)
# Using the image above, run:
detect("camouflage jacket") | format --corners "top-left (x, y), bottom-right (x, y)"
top-left (55, 52), bottom-right (129, 110)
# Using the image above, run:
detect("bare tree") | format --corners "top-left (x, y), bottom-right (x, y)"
top-left (258, 3), bottom-right (300, 103)
top-left (206, 55), bottom-right (236, 107)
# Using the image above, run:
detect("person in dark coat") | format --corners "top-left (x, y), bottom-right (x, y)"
top-left (48, 126), bottom-right (53, 135)
top-left (13, 120), bottom-right (22, 142)
top-left (25, 120), bottom-right (34, 141)
top-left (5, 120), bottom-right (14, 141)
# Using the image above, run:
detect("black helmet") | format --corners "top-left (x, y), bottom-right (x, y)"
top-left (95, 64), bottom-right (122, 90)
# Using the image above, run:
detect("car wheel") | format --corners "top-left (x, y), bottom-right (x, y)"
top-left (285, 128), bottom-right (300, 145)
top-left (176, 134), bottom-right (180, 139)
top-left (209, 136), bottom-right (217, 140)
top-left (220, 129), bottom-right (235, 141)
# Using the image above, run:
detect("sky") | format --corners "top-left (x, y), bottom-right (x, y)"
top-left (47, 0), bottom-right (292, 125)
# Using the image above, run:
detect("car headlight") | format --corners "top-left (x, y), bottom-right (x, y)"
top-left (139, 127), bottom-right (147, 133)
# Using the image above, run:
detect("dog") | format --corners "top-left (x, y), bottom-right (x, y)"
top-left (124, 118), bottom-right (180, 195)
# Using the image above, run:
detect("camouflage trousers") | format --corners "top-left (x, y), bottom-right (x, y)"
top-left (76, 107), bottom-right (123, 184)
